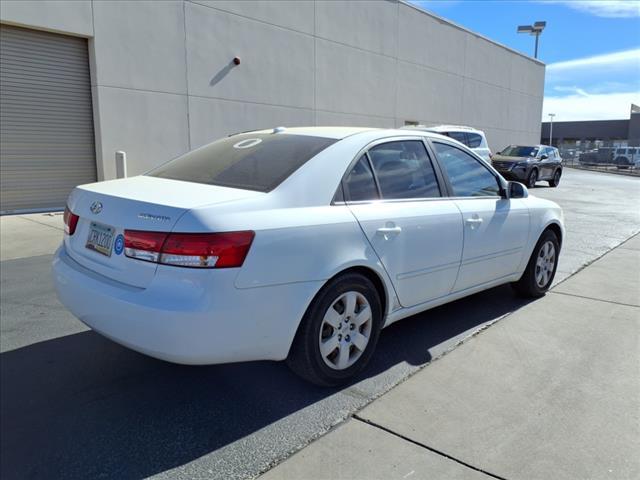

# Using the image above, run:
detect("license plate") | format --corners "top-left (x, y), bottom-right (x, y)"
top-left (85, 221), bottom-right (115, 257)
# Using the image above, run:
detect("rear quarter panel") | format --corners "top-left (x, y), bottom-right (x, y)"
top-left (173, 203), bottom-right (393, 295)
top-left (516, 196), bottom-right (564, 274)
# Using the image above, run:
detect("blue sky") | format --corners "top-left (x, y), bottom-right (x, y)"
top-left (409, 0), bottom-right (640, 121)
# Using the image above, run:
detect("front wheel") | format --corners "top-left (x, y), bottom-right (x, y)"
top-left (287, 272), bottom-right (383, 386)
top-left (512, 229), bottom-right (560, 298)
top-left (527, 169), bottom-right (538, 188)
top-left (549, 169), bottom-right (561, 187)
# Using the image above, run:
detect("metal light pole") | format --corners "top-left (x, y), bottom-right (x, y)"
top-left (517, 21), bottom-right (546, 59)
top-left (548, 113), bottom-right (555, 146)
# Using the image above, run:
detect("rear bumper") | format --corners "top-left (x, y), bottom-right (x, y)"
top-left (52, 246), bottom-right (322, 365)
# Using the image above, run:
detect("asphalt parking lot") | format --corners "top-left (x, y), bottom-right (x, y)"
top-left (1, 168), bottom-right (639, 479)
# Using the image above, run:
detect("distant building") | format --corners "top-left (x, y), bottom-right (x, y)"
top-left (541, 106), bottom-right (640, 148)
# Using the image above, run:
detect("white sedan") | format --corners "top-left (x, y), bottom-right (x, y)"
top-left (53, 127), bottom-right (564, 386)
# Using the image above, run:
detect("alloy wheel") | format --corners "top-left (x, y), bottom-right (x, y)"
top-left (535, 240), bottom-right (556, 288)
top-left (318, 291), bottom-right (372, 370)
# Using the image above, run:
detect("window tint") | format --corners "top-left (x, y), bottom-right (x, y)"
top-left (616, 148), bottom-right (626, 154)
top-left (343, 155), bottom-right (379, 202)
top-left (149, 133), bottom-right (337, 192)
top-left (433, 142), bottom-right (500, 197)
top-left (446, 131), bottom-right (468, 146)
top-left (368, 141), bottom-right (440, 199)
top-left (467, 133), bottom-right (483, 148)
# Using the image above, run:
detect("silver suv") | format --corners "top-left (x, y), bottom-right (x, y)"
top-left (402, 125), bottom-right (492, 161)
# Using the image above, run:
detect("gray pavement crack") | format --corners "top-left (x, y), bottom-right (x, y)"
top-left (352, 415), bottom-right (508, 480)
top-left (549, 290), bottom-right (639, 309)
top-left (19, 215), bottom-right (64, 232)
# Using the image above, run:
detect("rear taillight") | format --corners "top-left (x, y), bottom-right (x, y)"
top-left (124, 230), bottom-right (254, 268)
top-left (63, 206), bottom-right (79, 235)
top-left (124, 230), bottom-right (168, 263)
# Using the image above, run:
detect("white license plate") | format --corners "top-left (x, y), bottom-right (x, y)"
top-left (85, 221), bottom-right (115, 257)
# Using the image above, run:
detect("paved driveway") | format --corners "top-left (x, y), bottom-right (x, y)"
top-left (1, 169), bottom-right (638, 479)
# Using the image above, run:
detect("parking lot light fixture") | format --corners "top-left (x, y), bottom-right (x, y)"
top-left (517, 21), bottom-right (546, 59)
top-left (548, 113), bottom-right (556, 145)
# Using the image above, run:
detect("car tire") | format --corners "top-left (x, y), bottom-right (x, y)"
top-left (549, 169), bottom-right (561, 187)
top-left (286, 272), bottom-right (383, 387)
top-left (527, 169), bottom-right (538, 188)
top-left (512, 229), bottom-right (560, 298)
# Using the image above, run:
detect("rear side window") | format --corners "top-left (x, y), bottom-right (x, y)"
top-left (467, 133), bottom-right (483, 148)
top-left (343, 155), bottom-right (379, 202)
top-left (446, 131), bottom-right (468, 146)
top-left (368, 141), bottom-right (441, 199)
top-left (433, 142), bottom-right (500, 197)
top-left (149, 133), bottom-right (337, 192)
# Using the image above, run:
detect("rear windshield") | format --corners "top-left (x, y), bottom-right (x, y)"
top-left (148, 133), bottom-right (338, 192)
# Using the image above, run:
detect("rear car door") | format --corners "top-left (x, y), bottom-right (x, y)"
top-left (430, 141), bottom-right (530, 292)
top-left (343, 139), bottom-right (463, 308)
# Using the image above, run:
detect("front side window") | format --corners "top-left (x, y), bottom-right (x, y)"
top-left (467, 133), bottom-right (483, 148)
top-left (433, 142), bottom-right (500, 197)
top-left (149, 133), bottom-right (337, 192)
top-left (368, 141), bottom-right (441, 199)
top-left (343, 155), bottom-right (379, 202)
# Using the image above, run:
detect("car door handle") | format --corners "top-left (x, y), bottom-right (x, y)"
top-left (465, 218), bottom-right (483, 224)
top-left (377, 226), bottom-right (402, 234)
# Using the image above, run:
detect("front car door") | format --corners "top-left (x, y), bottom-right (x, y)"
top-left (539, 147), bottom-right (557, 179)
top-left (343, 138), bottom-right (464, 308)
top-left (430, 141), bottom-right (530, 292)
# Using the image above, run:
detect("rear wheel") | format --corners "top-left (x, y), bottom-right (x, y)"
top-left (512, 229), bottom-right (560, 298)
top-left (287, 272), bottom-right (382, 386)
top-left (527, 169), bottom-right (538, 188)
top-left (549, 169), bottom-right (561, 187)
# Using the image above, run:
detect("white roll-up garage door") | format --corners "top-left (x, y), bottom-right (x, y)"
top-left (0, 24), bottom-right (96, 214)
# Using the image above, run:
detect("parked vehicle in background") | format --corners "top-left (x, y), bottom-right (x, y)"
top-left (613, 147), bottom-right (638, 169)
top-left (578, 147), bottom-right (614, 166)
top-left (492, 145), bottom-right (563, 188)
top-left (53, 127), bottom-right (564, 386)
top-left (402, 125), bottom-right (492, 161)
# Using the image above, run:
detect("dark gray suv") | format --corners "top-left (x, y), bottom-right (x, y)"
top-left (492, 145), bottom-right (563, 188)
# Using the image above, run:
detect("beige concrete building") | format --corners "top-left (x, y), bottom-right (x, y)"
top-left (0, 0), bottom-right (544, 213)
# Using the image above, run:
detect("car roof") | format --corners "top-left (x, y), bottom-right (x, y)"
top-left (403, 124), bottom-right (484, 134)
top-left (506, 144), bottom-right (553, 148)
top-left (249, 126), bottom-right (380, 140)
top-left (237, 126), bottom-right (459, 143)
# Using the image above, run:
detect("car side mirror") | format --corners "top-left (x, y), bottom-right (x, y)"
top-left (540, 154), bottom-right (548, 160)
top-left (506, 181), bottom-right (528, 199)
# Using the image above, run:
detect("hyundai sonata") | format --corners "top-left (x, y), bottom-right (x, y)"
top-left (53, 127), bottom-right (564, 386)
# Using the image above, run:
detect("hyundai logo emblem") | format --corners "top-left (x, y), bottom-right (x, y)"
top-left (90, 201), bottom-right (103, 214)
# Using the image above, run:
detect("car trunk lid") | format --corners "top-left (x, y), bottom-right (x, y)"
top-left (64, 176), bottom-right (262, 288)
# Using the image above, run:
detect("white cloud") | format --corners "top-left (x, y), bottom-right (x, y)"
top-left (547, 48), bottom-right (640, 72)
top-left (544, 49), bottom-right (640, 119)
top-left (543, 91), bottom-right (640, 121)
top-left (547, 1), bottom-right (640, 18)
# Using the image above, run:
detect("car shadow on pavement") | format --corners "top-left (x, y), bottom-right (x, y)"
top-left (0, 285), bottom-right (532, 479)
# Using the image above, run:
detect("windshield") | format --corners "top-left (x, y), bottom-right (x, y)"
top-left (148, 133), bottom-right (338, 192)
top-left (500, 146), bottom-right (539, 157)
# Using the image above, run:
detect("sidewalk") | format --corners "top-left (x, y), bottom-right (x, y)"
top-left (261, 235), bottom-right (640, 480)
